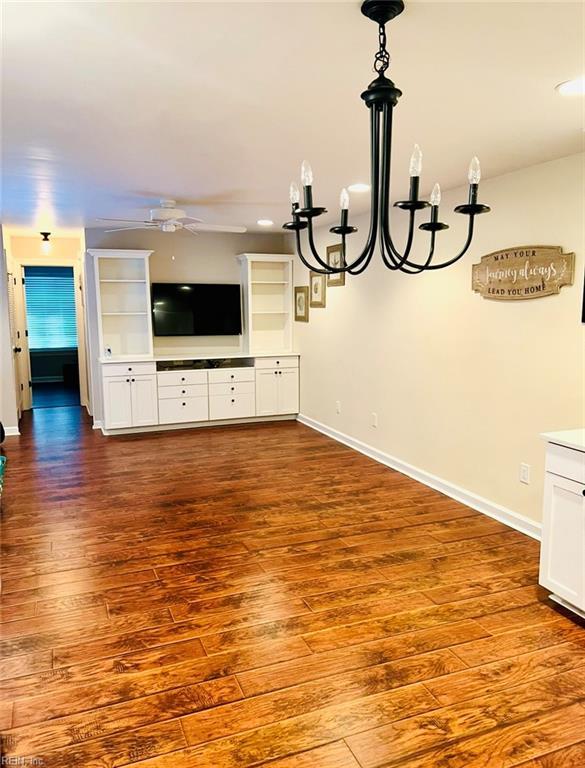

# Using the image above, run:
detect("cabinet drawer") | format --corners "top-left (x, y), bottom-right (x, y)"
top-left (209, 381), bottom-right (255, 396)
top-left (158, 397), bottom-right (209, 425)
top-left (157, 370), bottom-right (208, 387)
top-left (255, 356), bottom-right (299, 370)
top-left (209, 393), bottom-right (255, 420)
top-left (103, 362), bottom-right (156, 378)
top-left (546, 442), bottom-right (585, 484)
top-left (208, 368), bottom-right (255, 384)
top-left (158, 384), bottom-right (208, 400)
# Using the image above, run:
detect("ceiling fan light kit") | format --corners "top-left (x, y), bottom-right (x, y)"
top-left (284, 0), bottom-right (491, 275)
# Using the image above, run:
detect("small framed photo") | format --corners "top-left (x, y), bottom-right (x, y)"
top-left (294, 286), bottom-right (309, 322)
top-left (309, 271), bottom-right (326, 308)
top-left (327, 244), bottom-right (346, 287)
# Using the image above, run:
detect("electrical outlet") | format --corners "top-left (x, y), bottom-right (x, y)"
top-left (520, 463), bottom-right (531, 485)
top-left (335, 400), bottom-right (341, 415)
top-left (371, 412), bottom-right (378, 428)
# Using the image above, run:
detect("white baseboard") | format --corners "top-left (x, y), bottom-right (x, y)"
top-left (101, 414), bottom-right (296, 436)
top-left (4, 426), bottom-right (20, 437)
top-left (297, 413), bottom-right (541, 541)
top-left (92, 420), bottom-right (103, 430)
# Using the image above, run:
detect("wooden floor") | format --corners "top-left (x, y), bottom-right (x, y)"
top-left (1, 407), bottom-right (584, 767)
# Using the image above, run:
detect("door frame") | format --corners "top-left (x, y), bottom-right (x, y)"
top-left (14, 258), bottom-right (89, 411)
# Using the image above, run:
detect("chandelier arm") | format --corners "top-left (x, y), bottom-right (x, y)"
top-left (378, 103), bottom-right (419, 267)
top-left (415, 215), bottom-right (476, 270)
top-left (396, 231), bottom-right (437, 274)
top-left (294, 229), bottom-right (333, 275)
top-left (297, 105), bottom-right (383, 275)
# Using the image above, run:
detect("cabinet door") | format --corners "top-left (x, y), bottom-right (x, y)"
top-left (539, 472), bottom-right (585, 610)
top-left (103, 376), bottom-right (132, 429)
top-left (256, 370), bottom-right (279, 416)
top-left (277, 369), bottom-right (299, 414)
top-left (130, 375), bottom-right (159, 427)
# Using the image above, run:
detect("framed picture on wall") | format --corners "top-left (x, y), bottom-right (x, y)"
top-left (327, 244), bottom-right (345, 287)
top-left (309, 271), bottom-right (326, 308)
top-left (294, 286), bottom-right (309, 322)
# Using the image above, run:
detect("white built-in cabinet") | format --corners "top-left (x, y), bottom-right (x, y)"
top-left (102, 363), bottom-right (158, 429)
top-left (539, 432), bottom-right (585, 619)
top-left (256, 357), bottom-right (299, 416)
top-left (239, 254), bottom-right (294, 354)
top-left (92, 249), bottom-right (300, 433)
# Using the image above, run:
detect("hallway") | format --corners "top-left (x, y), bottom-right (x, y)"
top-left (1, 414), bottom-right (584, 767)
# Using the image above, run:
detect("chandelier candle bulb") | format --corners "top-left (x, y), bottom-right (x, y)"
top-left (468, 156), bottom-right (481, 185)
top-left (340, 188), bottom-right (350, 210)
top-left (290, 182), bottom-right (301, 207)
top-left (430, 183), bottom-right (441, 207)
top-left (409, 144), bottom-right (423, 177)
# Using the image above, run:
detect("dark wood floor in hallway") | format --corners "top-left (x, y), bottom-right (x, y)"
top-left (1, 407), bottom-right (584, 767)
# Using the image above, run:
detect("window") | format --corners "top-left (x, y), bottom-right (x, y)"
top-left (24, 266), bottom-right (78, 350)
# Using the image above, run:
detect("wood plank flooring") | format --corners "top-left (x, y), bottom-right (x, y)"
top-left (1, 406), bottom-right (584, 767)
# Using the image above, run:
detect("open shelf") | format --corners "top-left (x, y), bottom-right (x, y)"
top-left (240, 254), bottom-right (294, 354)
top-left (100, 279), bottom-right (147, 284)
top-left (102, 312), bottom-right (148, 316)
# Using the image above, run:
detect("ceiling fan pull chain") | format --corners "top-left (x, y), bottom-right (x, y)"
top-left (374, 24), bottom-right (390, 74)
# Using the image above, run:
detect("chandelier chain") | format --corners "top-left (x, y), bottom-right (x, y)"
top-left (374, 24), bottom-right (390, 74)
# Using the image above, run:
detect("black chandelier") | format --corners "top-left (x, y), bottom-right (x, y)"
top-left (283, 0), bottom-right (491, 275)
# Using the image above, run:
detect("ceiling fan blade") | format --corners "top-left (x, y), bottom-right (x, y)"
top-left (97, 217), bottom-right (154, 224)
top-left (184, 227), bottom-right (200, 236)
top-left (104, 226), bottom-right (153, 233)
top-left (175, 216), bottom-right (204, 224)
top-left (188, 224), bottom-right (247, 234)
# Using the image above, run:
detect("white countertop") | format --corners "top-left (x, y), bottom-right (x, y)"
top-left (100, 352), bottom-right (299, 363)
top-left (541, 429), bottom-right (585, 452)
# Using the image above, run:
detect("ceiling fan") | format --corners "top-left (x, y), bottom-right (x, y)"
top-left (97, 199), bottom-right (247, 235)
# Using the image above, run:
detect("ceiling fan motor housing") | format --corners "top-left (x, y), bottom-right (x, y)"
top-left (150, 200), bottom-right (186, 222)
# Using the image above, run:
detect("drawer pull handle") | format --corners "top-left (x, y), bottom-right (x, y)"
top-left (182, 402), bottom-right (186, 406)
top-left (131, 378), bottom-right (135, 382)
top-left (126, 378), bottom-right (130, 383)
top-left (231, 399), bottom-right (235, 403)
top-left (582, 489), bottom-right (585, 497)
top-left (128, 367), bottom-right (132, 371)
top-left (231, 375), bottom-right (234, 379)
top-left (276, 360), bottom-right (280, 364)
top-left (181, 377), bottom-right (186, 382)
top-left (274, 371), bottom-right (278, 375)
top-left (182, 390), bottom-right (186, 394)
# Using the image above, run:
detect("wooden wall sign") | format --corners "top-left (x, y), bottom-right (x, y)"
top-left (472, 246), bottom-right (574, 300)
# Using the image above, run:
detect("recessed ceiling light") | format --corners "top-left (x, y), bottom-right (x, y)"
top-left (348, 183), bottom-right (370, 193)
top-left (257, 219), bottom-right (274, 227)
top-left (556, 76), bottom-right (585, 96)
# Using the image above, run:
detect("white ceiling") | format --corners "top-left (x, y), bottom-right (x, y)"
top-left (2, 1), bottom-right (584, 233)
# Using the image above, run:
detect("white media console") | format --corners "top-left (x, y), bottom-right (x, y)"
top-left (100, 354), bottom-right (299, 434)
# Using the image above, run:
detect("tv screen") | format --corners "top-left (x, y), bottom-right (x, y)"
top-left (151, 283), bottom-right (242, 336)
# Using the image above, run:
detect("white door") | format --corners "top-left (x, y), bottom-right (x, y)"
top-left (256, 369), bottom-right (279, 416)
top-left (277, 369), bottom-right (299, 414)
top-left (103, 376), bottom-right (133, 429)
top-left (539, 472), bottom-right (585, 609)
top-left (130, 375), bottom-right (158, 427)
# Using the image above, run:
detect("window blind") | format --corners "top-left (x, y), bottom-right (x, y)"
top-left (24, 266), bottom-right (78, 350)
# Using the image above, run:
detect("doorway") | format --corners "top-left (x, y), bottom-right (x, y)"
top-left (23, 265), bottom-right (81, 409)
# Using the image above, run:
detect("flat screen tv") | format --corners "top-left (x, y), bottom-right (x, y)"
top-left (151, 283), bottom-right (242, 336)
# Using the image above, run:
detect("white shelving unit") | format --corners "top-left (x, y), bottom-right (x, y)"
top-left (89, 249), bottom-right (154, 359)
top-left (238, 253), bottom-right (294, 354)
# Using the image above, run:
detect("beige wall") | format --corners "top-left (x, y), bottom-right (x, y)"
top-left (293, 153), bottom-right (585, 526)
